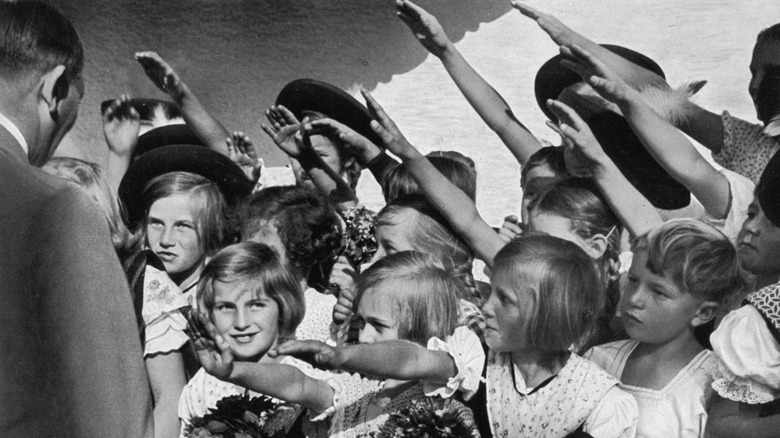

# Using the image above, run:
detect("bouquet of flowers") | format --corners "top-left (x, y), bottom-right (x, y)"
top-left (183, 394), bottom-right (298, 438)
top-left (341, 205), bottom-right (377, 267)
top-left (370, 397), bottom-right (480, 438)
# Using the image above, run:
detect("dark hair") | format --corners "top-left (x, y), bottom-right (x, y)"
top-left (0, 1), bottom-right (83, 85)
top-left (239, 186), bottom-right (343, 272)
top-left (141, 171), bottom-right (230, 256)
top-left (757, 23), bottom-right (780, 44)
top-left (383, 154), bottom-right (477, 202)
top-left (520, 146), bottom-right (567, 188)
top-left (492, 234), bottom-right (603, 363)
top-left (198, 242), bottom-right (304, 340)
top-left (353, 251), bottom-right (459, 345)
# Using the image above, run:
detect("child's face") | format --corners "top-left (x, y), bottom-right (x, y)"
top-left (371, 212), bottom-right (416, 263)
top-left (520, 164), bottom-right (559, 225)
top-left (481, 272), bottom-right (531, 352)
top-left (291, 133), bottom-right (346, 190)
top-left (620, 249), bottom-right (706, 344)
top-left (737, 197), bottom-right (780, 276)
top-left (146, 193), bottom-right (206, 276)
top-left (210, 280), bottom-right (280, 362)
top-left (749, 39), bottom-right (780, 123)
top-left (355, 288), bottom-right (399, 344)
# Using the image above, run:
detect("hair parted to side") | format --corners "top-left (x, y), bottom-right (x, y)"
top-left (633, 218), bottom-right (746, 304)
top-left (239, 185), bottom-right (343, 270)
top-left (757, 23), bottom-right (780, 44)
top-left (376, 194), bottom-right (477, 302)
top-left (141, 171), bottom-right (230, 255)
top-left (197, 242), bottom-right (304, 340)
top-left (520, 146), bottom-right (568, 187)
top-left (492, 234), bottom-right (604, 355)
top-left (43, 157), bottom-right (137, 252)
top-left (383, 154), bottom-right (477, 202)
top-left (353, 251), bottom-right (460, 345)
top-left (0, 1), bottom-right (83, 86)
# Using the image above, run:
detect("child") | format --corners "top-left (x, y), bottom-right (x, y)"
top-left (179, 241), bottom-right (314, 436)
top-left (706, 151), bottom-right (780, 436)
top-left (586, 219), bottom-right (744, 437)
top-left (187, 250), bottom-right (484, 437)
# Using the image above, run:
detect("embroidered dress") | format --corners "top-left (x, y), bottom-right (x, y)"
top-left (586, 339), bottom-right (718, 438)
top-left (311, 326), bottom-right (484, 437)
top-left (710, 282), bottom-right (780, 405)
top-left (486, 352), bottom-right (637, 438)
top-left (297, 287), bottom-right (338, 342)
top-left (712, 111), bottom-right (780, 184)
top-left (142, 264), bottom-right (190, 356)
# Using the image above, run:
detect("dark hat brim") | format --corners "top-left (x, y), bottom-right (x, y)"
top-left (534, 45), bottom-right (689, 210)
top-left (757, 150), bottom-right (780, 227)
top-left (276, 78), bottom-right (383, 147)
top-left (133, 124), bottom-right (203, 160)
top-left (119, 144), bottom-right (254, 227)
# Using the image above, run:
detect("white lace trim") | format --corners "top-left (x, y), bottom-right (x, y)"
top-left (423, 326), bottom-right (484, 401)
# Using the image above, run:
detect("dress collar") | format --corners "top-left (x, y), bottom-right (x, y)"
top-left (0, 112), bottom-right (28, 156)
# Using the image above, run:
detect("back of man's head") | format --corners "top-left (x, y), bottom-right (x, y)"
top-left (0, 1), bottom-right (83, 91)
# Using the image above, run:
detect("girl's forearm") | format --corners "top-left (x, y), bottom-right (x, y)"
top-left (229, 362), bottom-right (334, 414)
top-left (339, 341), bottom-right (455, 384)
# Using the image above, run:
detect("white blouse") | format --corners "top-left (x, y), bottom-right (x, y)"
top-left (296, 287), bottom-right (338, 343)
top-left (142, 264), bottom-right (190, 357)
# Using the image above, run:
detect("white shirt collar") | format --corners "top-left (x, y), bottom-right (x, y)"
top-left (0, 112), bottom-right (29, 156)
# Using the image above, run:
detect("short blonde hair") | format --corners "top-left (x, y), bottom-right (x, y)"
top-left (353, 251), bottom-right (459, 345)
top-left (633, 218), bottom-right (746, 303)
top-left (198, 242), bottom-right (304, 340)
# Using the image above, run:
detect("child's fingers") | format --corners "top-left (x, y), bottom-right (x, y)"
top-left (361, 90), bottom-right (394, 129)
top-left (276, 105), bottom-right (299, 125)
top-left (511, 1), bottom-right (541, 20)
top-left (546, 99), bottom-right (586, 131)
top-left (260, 123), bottom-right (278, 139)
top-left (545, 120), bottom-right (564, 138)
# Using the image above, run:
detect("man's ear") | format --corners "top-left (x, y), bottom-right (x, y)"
top-left (40, 65), bottom-right (68, 116)
top-left (691, 301), bottom-right (719, 327)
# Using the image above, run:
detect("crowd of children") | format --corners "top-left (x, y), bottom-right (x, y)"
top-left (14, 0), bottom-right (780, 437)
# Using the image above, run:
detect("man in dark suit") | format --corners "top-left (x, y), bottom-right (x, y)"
top-left (0, 2), bottom-right (153, 436)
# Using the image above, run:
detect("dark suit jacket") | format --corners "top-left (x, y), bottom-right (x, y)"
top-left (0, 130), bottom-right (153, 437)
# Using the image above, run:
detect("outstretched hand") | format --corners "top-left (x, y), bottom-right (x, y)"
top-left (545, 99), bottom-right (610, 178)
top-left (270, 340), bottom-right (345, 370)
top-left (103, 94), bottom-right (140, 157)
top-left (361, 90), bottom-right (417, 159)
top-left (185, 310), bottom-right (234, 381)
top-left (559, 44), bottom-right (635, 104)
top-left (135, 51), bottom-right (185, 100)
top-left (261, 105), bottom-right (301, 158)
top-left (307, 118), bottom-right (381, 165)
top-left (395, 0), bottom-right (452, 58)
top-left (512, 2), bottom-right (581, 48)
top-left (227, 131), bottom-right (263, 183)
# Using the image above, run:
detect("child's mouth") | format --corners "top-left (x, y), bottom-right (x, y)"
top-left (232, 333), bottom-right (257, 343)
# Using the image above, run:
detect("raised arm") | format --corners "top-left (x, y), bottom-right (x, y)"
top-left (135, 51), bottom-right (231, 156)
top-left (186, 311), bottom-right (334, 413)
top-left (273, 339), bottom-right (456, 385)
top-left (103, 95), bottom-right (140, 192)
top-left (562, 44), bottom-right (731, 219)
top-left (397, 0), bottom-right (542, 164)
top-left (513, 2), bottom-right (725, 153)
top-left (545, 98), bottom-right (662, 237)
top-left (361, 90), bottom-right (505, 267)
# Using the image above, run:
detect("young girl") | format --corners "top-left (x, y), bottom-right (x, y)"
top-left (187, 250), bottom-right (484, 437)
top-left (585, 219), bottom-right (744, 437)
top-left (179, 241), bottom-right (316, 436)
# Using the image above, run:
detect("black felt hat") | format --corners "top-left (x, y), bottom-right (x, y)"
top-left (757, 150), bottom-right (780, 227)
top-left (118, 125), bottom-right (253, 227)
top-left (276, 78), bottom-right (383, 147)
top-left (535, 45), bottom-right (690, 210)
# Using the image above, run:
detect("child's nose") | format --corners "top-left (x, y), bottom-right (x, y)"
top-left (358, 327), bottom-right (375, 344)
top-left (234, 308), bottom-right (250, 330)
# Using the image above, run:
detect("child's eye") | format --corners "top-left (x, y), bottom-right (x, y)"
top-left (176, 222), bottom-right (194, 230)
top-left (214, 304), bottom-right (234, 312)
top-left (651, 288), bottom-right (668, 298)
top-left (249, 301), bottom-right (266, 309)
top-left (626, 274), bottom-right (638, 284)
top-left (148, 220), bottom-right (163, 228)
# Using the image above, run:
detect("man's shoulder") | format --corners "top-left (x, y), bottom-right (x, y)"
top-left (0, 150), bottom-right (78, 203)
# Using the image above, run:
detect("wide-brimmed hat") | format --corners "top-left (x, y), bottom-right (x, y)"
top-left (276, 78), bottom-right (383, 147)
top-left (535, 45), bottom-right (690, 210)
top-left (119, 124), bottom-right (253, 227)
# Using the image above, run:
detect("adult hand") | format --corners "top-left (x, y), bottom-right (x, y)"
top-left (135, 51), bottom-right (185, 101)
top-left (185, 310), bottom-right (234, 381)
top-left (102, 94), bottom-right (140, 158)
top-left (308, 118), bottom-right (381, 165)
top-left (395, 0), bottom-right (452, 58)
top-left (227, 131), bottom-right (263, 183)
top-left (270, 340), bottom-right (344, 370)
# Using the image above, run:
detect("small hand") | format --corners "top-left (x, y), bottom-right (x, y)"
top-left (261, 105), bottom-right (301, 158)
top-left (559, 44), bottom-right (634, 105)
top-left (330, 262), bottom-right (356, 326)
top-left (308, 118), bottom-right (381, 165)
top-left (395, 0), bottom-right (452, 58)
top-left (185, 310), bottom-right (234, 381)
top-left (545, 99), bottom-right (609, 178)
top-left (227, 131), bottom-right (263, 183)
top-left (135, 51), bottom-right (185, 100)
top-left (512, 2), bottom-right (579, 48)
top-left (497, 215), bottom-right (523, 243)
top-left (103, 94), bottom-right (140, 158)
top-left (270, 340), bottom-right (344, 370)
top-left (361, 90), bottom-right (416, 158)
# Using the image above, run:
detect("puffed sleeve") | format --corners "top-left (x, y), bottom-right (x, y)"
top-left (142, 265), bottom-right (190, 357)
top-left (177, 369), bottom-right (207, 436)
top-left (710, 305), bottom-right (780, 404)
top-left (423, 326), bottom-right (485, 401)
top-left (583, 386), bottom-right (638, 438)
top-left (700, 168), bottom-right (754, 243)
